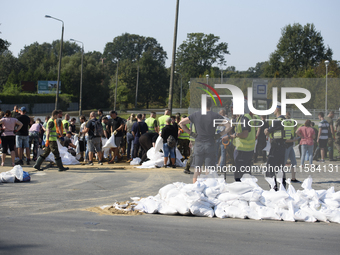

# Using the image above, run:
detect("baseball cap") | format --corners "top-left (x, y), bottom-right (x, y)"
top-left (66, 131), bottom-right (72, 135)
top-left (20, 106), bottom-right (26, 112)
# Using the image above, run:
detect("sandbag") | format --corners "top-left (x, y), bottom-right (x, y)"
top-left (102, 134), bottom-right (117, 149)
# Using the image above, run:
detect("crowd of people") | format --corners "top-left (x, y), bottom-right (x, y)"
top-left (1, 104), bottom-right (340, 186)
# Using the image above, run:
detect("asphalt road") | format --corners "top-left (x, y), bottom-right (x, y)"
top-left (1, 163), bottom-right (340, 255)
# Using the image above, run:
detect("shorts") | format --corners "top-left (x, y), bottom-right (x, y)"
top-left (319, 139), bottom-right (328, 149)
top-left (163, 143), bottom-right (176, 158)
top-left (16, 135), bottom-right (30, 148)
top-left (115, 136), bottom-right (123, 147)
top-left (79, 139), bottom-right (86, 152)
top-left (88, 137), bottom-right (102, 153)
top-left (1, 136), bottom-right (15, 153)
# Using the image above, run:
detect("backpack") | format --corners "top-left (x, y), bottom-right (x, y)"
top-left (93, 120), bottom-right (104, 137)
top-left (167, 135), bottom-right (176, 148)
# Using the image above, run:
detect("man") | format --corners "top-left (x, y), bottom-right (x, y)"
top-left (131, 113), bottom-right (148, 159)
top-left (11, 105), bottom-right (20, 118)
top-left (183, 122), bottom-right (194, 174)
top-left (158, 109), bottom-right (171, 133)
top-left (177, 115), bottom-right (190, 160)
top-left (125, 114), bottom-right (137, 163)
top-left (68, 118), bottom-right (77, 135)
top-left (223, 107), bottom-right (256, 182)
top-left (97, 109), bottom-right (104, 122)
top-left (78, 115), bottom-right (87, 162)
top-left (145, 112), bottom-right (159, 133)
top-left (179, 99), bottom-right (230, 183)
top-left (33, 110), bottom-right (69, 171)
top-left (142, 113), bottom-right (146, 122)
top-left (216, 110), bottom-right (229, 168)
top-left (264, 105), bottom-right (287, 190)
top-left (161, 118), bottom-right (178, 168)
top-left (109, 110), bottom-right (125, 163)
top-left (83, 112), bottom-right (103, 165)
top-left (15, 107), bottom-right (31, 165)
top-left (139, 132), bottom-right (159, 164)
top-left (324, 111), bottom-right (335, 161)
top-left (334, 115), bottom-right (340, 159)
top-left (283, 112), bottom-right (299, 183)
top-left (317, 112), bottom-right (330, 163)
top-left (55, 110), bottom-right (64, 144)
top-left (64, 131), bottom-right (76, 157)
top-left (62, 114), bottom-right (70, 136)
top-left (102, 116), bottom-right (109, 139)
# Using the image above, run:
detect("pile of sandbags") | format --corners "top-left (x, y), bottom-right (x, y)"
top-left (115, 174), bottom-right (340, 223)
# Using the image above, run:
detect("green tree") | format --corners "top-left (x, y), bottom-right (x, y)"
top-left (265, 23), bottom-right (333, 77)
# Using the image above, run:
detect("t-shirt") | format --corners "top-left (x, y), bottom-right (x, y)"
top-left (324, 116), bottom-right (333, 137)
top-left (16, 114), bottom-right (30, 136)
top-left (161, 124), bottom-right (178, 144)
top-left (29, 123), bottom-right (42, 132)
top-left (126, 119), bottom-right (137, 133)
top-left (86, 118), bottom-right (100, 139)
top-left (1, 117), bottom-right (17, 136)
top-left (297, 126), bottom-right (315, 146)
top-left (318, 120), bottom-right (330, 140)
top-left (142, 132), bottom-right (159, 144)
top-left (69, 124), bottom-right (76, 133)
top-left (131, 121), bottom-right (148, 144)
top-left (64, 137), bottom-right (73, 149)
top-left (188, 110), bottom-right (224, 142)
top-left (110, 117), bottom-right (124, 137)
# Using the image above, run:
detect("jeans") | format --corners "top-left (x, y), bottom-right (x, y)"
top-left (16, 135), bottom-right (29, 148)
top-left (284, 145), bottom-right (297, 166)
top-left (301, 144), bottom-right (313, 166)
top-left (127, 132), bottom-right (134, 159)
top-left (85, 136), bottom-right (89, 160)
top-left (163, 143), bottom-right (176, 158)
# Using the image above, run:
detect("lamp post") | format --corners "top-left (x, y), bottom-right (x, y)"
top-left (70, 39), bottom-right (84, 116)
top-left (45, 15), bottom-right (64, 110)
top-left (206, 74), bottom-right (209, 85)
top-left (325, 60), bottom-right (330, 114)
top-left (108, 52), bottom-right (119, 111)
top-left (174, 71), bottom-right (183, 108)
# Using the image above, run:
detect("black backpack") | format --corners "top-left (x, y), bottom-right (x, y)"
top-left (167, 135), bottom-right (176, 148)
top-left (93, 120), bottom-right (104, 137)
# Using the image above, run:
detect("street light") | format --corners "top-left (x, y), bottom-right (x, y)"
top-left (70, 39), bottom-right (84, 116)
top-left (108, 52), bottom-right (119, 111)
top-left (206, 74), bottom-right (209, 85)
top-left (45, 15), bottom-right (64, 110)
top-left (325, 60), bottom-right (330, 114)
top-left (174, 71), bottom-right (183, 108)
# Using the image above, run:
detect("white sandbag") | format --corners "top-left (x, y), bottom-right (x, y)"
top-left (0, 171), bottom-right (15, 183)
top-left (224, 205), bottom-right (247, 219)
top-left (225, 182), bottom-right (253, 194)
top-left (238, 190), bottom-right (262, 202)
top-left (181, 181), bottom-right (206, 193)
top-left (146, 147), bottom-right (164, 161)
top-left (293, 144), bottom-right (300, 158)
top-left (134, 196), bottom-right (160, 214)
top-left (243, 206), bottom-right (262, 220)
top-left (9, 165), bottom-right (24, 181)
top-left (301, 175), bottom-right (313, 190)
top-left (294, 209), bottom-right (317, 222)
top-left (256, 206), bottom-right (281, 221)
top-left (217, 192), bottom-right (240, 202)
top-left (130, 157), bottom-right (141, 165)
top-left (158, 201), bottom-right (178, 215)
top-left (214, 203), bottom-right (227, 218)
top-left (158, 184), bottom-right (177, 200)
top-left (45, 140), bottom-right (80, 165)
top-left (168, 196), bottom-right (191, 215)
top-left (154, 136), bottom-right (163, 152)
top-left (275, 208), bottom-right (295, 222)
top-left (102, 135), bottom-right (117, 149)
top-left (189, 200), bottom-right (214, 218)
top-left (241, 174), bottom-right (263, 191)
top-left (323, 199), bottom-right (340, 208)
top-left (263, 140), bottom-right (271, 152)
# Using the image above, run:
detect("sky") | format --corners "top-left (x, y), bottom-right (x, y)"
top-left (1, 0), bottom-right (339, 71)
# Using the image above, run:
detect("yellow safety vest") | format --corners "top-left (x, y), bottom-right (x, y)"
top-left (145, 117), bottom-right (157, 133)
top-left (269, 117), bottom-right (292, 140)
top-left (179, 124), bottom-right (190, 140)
top-left (62, 119), bottom-right (70, 135)
top-left (234, 114), bottom-right (256, 151)
top-left (47, 118), bottom-right (58, 141)
top-left (189, 123), bottom-right (196, 142)
top-left (158, 115), bottom-right (170, 131)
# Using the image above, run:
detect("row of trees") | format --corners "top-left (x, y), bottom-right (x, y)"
top-left (0, 23), bottom-right (339, 110)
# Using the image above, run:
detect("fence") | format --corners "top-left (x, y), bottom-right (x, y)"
top-left (0, 103), bottom-right (79, 114)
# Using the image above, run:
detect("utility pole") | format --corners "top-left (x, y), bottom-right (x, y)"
top-left (168, 0), bottom-right (180, 114)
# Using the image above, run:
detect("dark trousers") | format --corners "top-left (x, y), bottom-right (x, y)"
top-left (41, 141), bottom-right (60, 160)
top-left (133, 140), bottom-right (141, 159)
top-left (139, 135), bottom-right (152, 162)
top-left (266, 140), bottom-right (286, 190)
top-left (234, 150), bottom-right (254, 181)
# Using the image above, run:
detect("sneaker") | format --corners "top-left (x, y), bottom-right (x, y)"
top-left (183, 169), bottom-right (192, 174)
top-left (317, 159), bottom-right (325, 163)
top-left (108, 160), bottom-right (115, 164)
top-left (291, 179), bottom-right (301, 183)
top-left (26, 159), bottom-right (30, 165)
top-left (98, 161), bottom-right (103, 165)
top-left (172, 165), bottom-right (176, 168)
top-left (87, 161), bottom-right (93, 166)
top-left (126, 159), bottom-right (132, 163)
top-left (15, 159), bottom-right (24, 165)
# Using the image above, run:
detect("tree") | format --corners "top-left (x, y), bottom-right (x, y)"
top-left (265, 23), bottom-right (333, 77)
top-left (176, 33), bottom-right (229, 80)
top-left (0, 25), bottom-right (10, 54)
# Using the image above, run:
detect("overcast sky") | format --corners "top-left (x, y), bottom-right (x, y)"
top-left (1, 0), bottom-right (339, 71)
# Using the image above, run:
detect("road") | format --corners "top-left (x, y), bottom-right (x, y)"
top-left (1, 162), bottom-right (340, 255)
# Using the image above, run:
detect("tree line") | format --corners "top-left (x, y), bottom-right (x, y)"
top-left (0, 23), bottom-right (339, 110)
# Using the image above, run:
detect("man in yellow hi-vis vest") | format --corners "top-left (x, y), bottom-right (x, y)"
top-left (33, 110), bottom-right (69, 171)
top-left (158, 109), bottom-right (171, 134)
top-left (145, 112), bottom-right (159, 133)
top-left (177, 115), bottom-right (190, 159)
top-left (223, 108), bottom-right (256, 181)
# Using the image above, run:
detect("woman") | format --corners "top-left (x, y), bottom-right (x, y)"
top-left (296, 119), bottom-right (315, 169)
top-left (0, 110), bottom-right (23, 166)
top-left (29, 118), bottom-right (43, 161)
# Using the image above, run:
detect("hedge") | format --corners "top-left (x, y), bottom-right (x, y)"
top-left (0, 93), bottom-right (77, 104)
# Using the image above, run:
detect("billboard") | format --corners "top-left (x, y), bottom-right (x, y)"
top-left (38, 81), bottom-right (61, 94)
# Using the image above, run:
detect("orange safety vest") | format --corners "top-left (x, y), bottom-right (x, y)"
top-left (54, 119), bottom-right (64, 138)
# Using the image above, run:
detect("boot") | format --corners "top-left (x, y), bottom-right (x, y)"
top-left (33, 156), bottom-right (45, 171)
top-left (56, 157), bottom-right (69, 172)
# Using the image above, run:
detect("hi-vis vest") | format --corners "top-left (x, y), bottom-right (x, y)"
top-left (145, 117), bottom-right (157, 133)
top-left (158, 115), bottom-right (170, 131)
top-left (270, 117), bottom-right (293, 140)
top-left (234, 114), bottom-right (256, 152)
top-left (47, 118), bottom-right (58, 141)
top-left (62, 119), bottom-right (70, 135)
top-left (179, 124), bottom-right (190, 140)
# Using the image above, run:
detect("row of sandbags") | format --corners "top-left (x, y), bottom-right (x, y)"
top-left (115, 174), bottom-right (340, 223)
